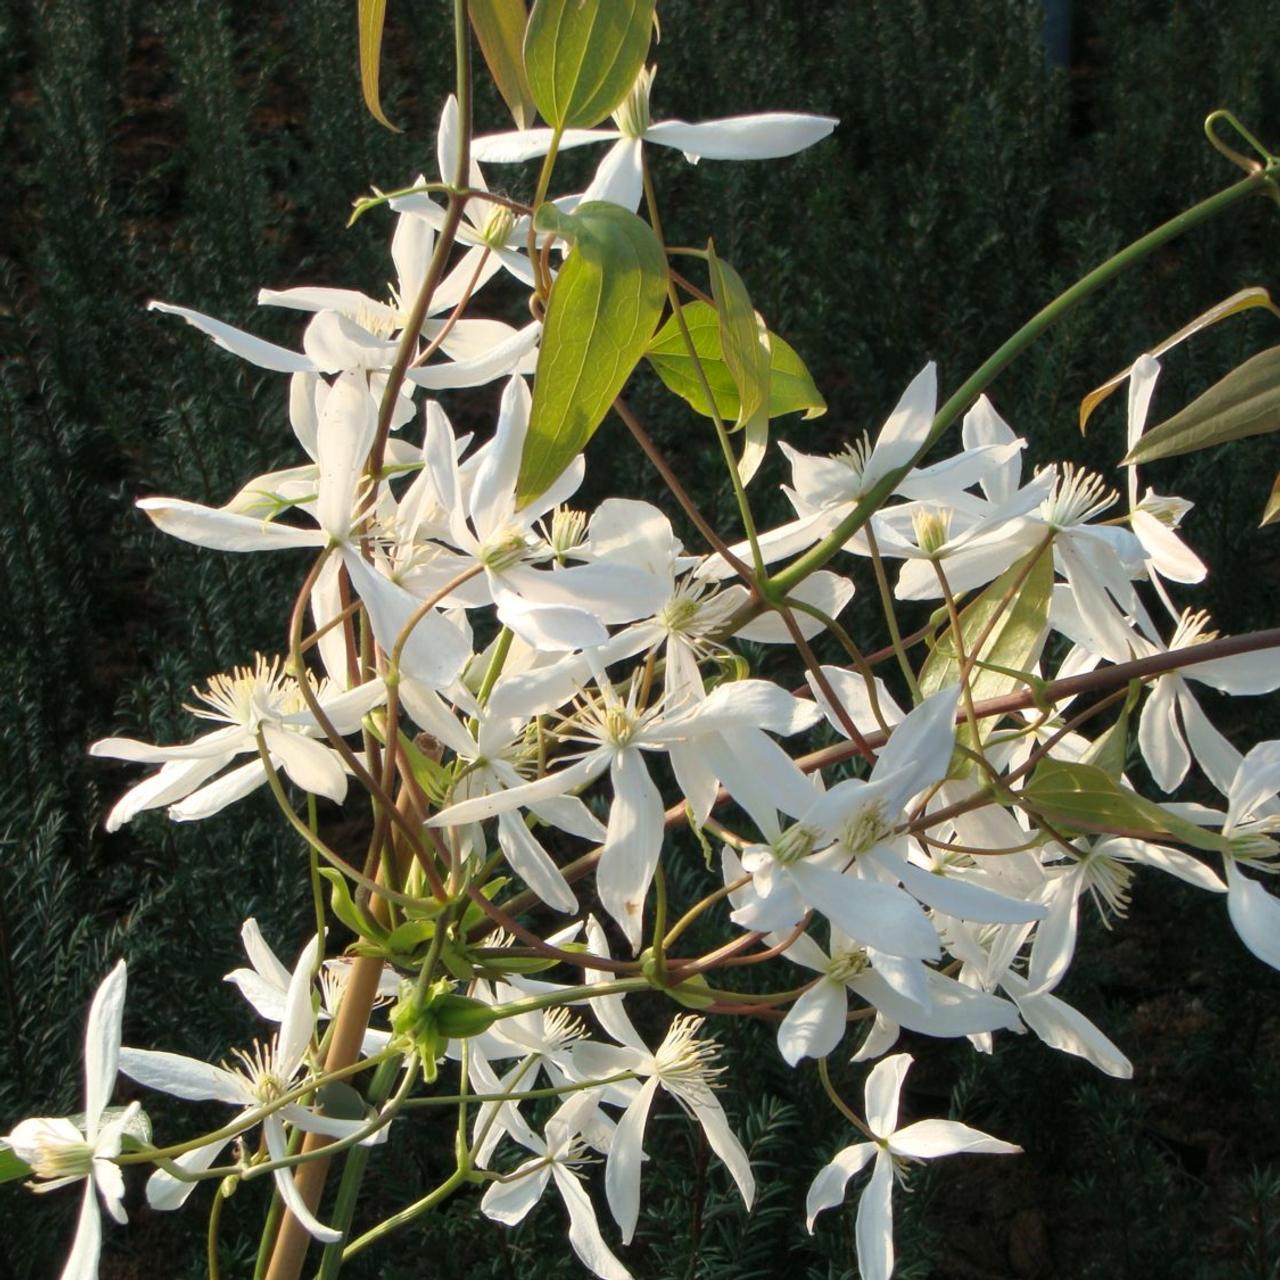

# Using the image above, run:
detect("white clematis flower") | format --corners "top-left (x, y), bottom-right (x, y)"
top-left (805, 1053), bottom-right (1019, 1279)
top-left (473, 65), bottom-right (837, 213)
top-left (119, 936), bottom-right (380, 1241)
top-left (481, 1092), bottom-right (631, 1280)
top-left (2, 960), bottom-right (136, 1280)
top-left (571, 1014), bottom-right (754, 1246)
top-left (90, 653), bottom-right (385, 828)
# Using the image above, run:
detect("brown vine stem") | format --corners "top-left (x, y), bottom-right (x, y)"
top-left (614, 395), bottom-right (759, 588)
top-left (484, 625), bottom-right (1280, 924)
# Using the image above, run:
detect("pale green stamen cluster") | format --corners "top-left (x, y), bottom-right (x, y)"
top-left (653, 1015), bottom-right (724, 1105)
top-left (1040, 463), bottom-right (1116, 529)
top-left (187, 654), bottom-right (320, 728)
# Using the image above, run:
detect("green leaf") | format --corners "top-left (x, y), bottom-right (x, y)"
top-left (315, 1081), bottom-right (368, 1122)
top-left (357, 0), bottom-right (399, 131)
top-left (385, 919), bottom-right (437, 955)
top-left (320, 868), bottom-right (389, 943)
top-left (918, 546), bottom-right (1053, 749)
top-left (0, 1145), bottom-right (29, 1184)
top-left (470, 0), bottom-right (536, 129)
top-left (708, 243), bottom-right (769, 430)
top-left (1080, 682), bottom-right (1141, 779)
top-left (646, 301), bottom-right (826, 422)
top-left (524, 0), bottom-right (654, 128)
top-left (398, 731), bottom-right (451, 807)
top-left (1080, 287), bottom-right (1280, 434)
top-left (516, 202), bottom-right (667, 506)
top-left (1022, 759), bottom-right (1227, 852)
top-left (1125, 345), bottom-right (1280, 464)
top-left (1261, 472), bottom-right (1280, 527)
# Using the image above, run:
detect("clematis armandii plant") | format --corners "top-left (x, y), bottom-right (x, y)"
top-left (22, 5), bottom-right (1280, 1280)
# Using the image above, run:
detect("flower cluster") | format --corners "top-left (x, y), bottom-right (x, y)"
top-left (5, 7), bottom-right (1280, 1280)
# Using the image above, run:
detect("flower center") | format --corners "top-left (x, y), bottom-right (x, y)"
top-left (478, 529), bottom-right (532, 574)
top-left (840, 800), bottom-right (892, 857)
top-left (827, 948), bottom-right (869, 983)
top-left (548, 506), bottom-right (587, 559)
top-left (911, 506), bottom-right (953, 556)
top-left (480, 204), bottom-right (517, 248)
top-left (1171, 607), bottom-right (1218, 650)
top-left (186, 654), bottom-right (319, 729)
top-left (837, 433), bottom-right (874, 488)
top-left (614, 65), bottom-right (654, 138)
top-left (1076, 848), bottom-right (1134, 922)
top-left (227, 1037), bottom-right (294, 1104)
top-left (355, 298), bottom-right (399, 341)
top-left (27, 1136), bottom-right (93, 1183)
top-left (653, 1015), bottom-right (723, 1105)
top-left (1039, 463), bottom-right (1116, 529)
top-left (772, 822), bottom-right (819, 866)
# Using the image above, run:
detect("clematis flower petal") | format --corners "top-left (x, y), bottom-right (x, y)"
top-left (855, 1151), bottom-right (896, 1280)
top-left (643, 113), bottom-right (837, 161)
top-left (889, 1119), bottom-right (1021, 1159)
top-left (863, 1054), bottom-right (911, 1137)
top-left (804, 1141), bottom-right (876, 1231)
top-left (605, 1075), bottom-right (661, 1244)
top-left (149, 301), bottom-right (318, 373)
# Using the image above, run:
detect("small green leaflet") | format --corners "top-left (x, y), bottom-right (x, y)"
top-left (0, 1144), bottom-right (29, 1184)
top-left (1022, 758), bottom-right (1227, 853)
top-left (357, 0), bottom-right (398, 131)
top-left (646, 301), bottom-right (826, 422)
top-left (516, 201), bottom-right (667, 507)
top-left (708, 242), bottom-right (771, 482)
top-left (1080, 681), bottom-right (1140, 779)
top-left (918, 546), bottom-right (1053, 750)
top-left (1079, 286), bottom-right (1280, 434)
top-left (470, 0), bottom-right (536, 129)
top-left (524, 0), bottom-right (655, 129)
top-left (1262, 472), bottom-right (1280, 527)
top-left (708, 242), bottom-right (769, 430)
top-left (1125, 345), bottom-right (1280, 465)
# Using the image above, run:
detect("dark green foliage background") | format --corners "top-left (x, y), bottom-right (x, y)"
top-left (1, 1), bottom-right (1278, 1276)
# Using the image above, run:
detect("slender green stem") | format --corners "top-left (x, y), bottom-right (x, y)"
top-left (866, 525), bottom-right (921, 701)
top-left (488, 978), bottom-right (650, 1020)
top-left (207, 1179), bottom-right (227, 1280)
top-left (341, 1167), bottom-right (472, 1259)
top-left (315, 1055), bottom-right (405, 1280)
top-left (252, 1189), bottom-right (284, 1280)
top-left (403, 1069), bottom-right (637, 1108)
top-left (650, 864), bottom-right (670, 985)
top-left (475, 626), bottom-right (514, 708)
top-left (817, 1057), bottom-right (874, 1140)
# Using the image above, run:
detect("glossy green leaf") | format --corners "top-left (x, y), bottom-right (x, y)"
top-left (524, 0), bottom-right (654, 128)
top-left (1023, 759), bottom-right (1227, 852)
top-left (0, 1145), bottom-right (29, 1184)
top-left (1080, 287), bottom-right (1280, 434)
top-left (1080, 683), bottom-right (1140, 779)
top-left (357, 0), bottom-right (399, 131)
top-left (1125, 345), bottom-right (1280, 464)
top-left (320, 868), bottom-right (389, 943)
top-left (918, 546), bottom-right (1053, 749)
top-left (1261, 472), bottom-right (1280, 527)
top-left (516, 201), bottom-right (667, 506)
top-left (470, 0), bottom-right (536, 130)
top-left (708, 242), bottom-right (769, 430)
top-left (315, 1081), bottom-right (368, 1122)
top-left (646, 301), bottom-right (826, 422)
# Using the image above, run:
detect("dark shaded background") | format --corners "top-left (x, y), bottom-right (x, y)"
top-left (1, 1), bottom-right (1279, 1276)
